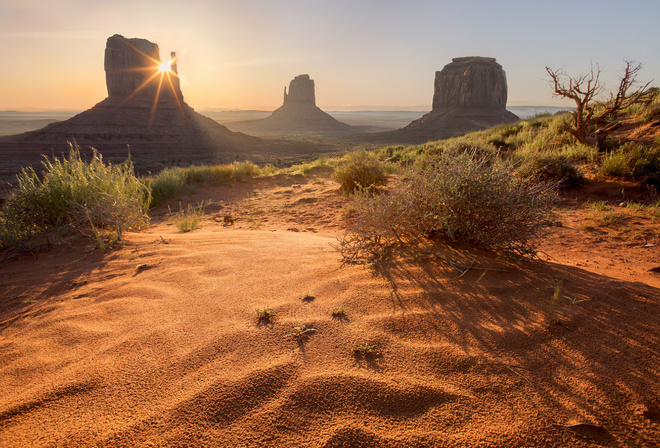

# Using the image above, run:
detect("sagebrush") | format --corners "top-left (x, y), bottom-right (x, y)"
top-left (338, 149), bottom-right (556, 261)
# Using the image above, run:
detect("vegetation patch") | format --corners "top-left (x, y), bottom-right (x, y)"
top-left (338, 149), bottom-right (557, 261)
top-left (168, 202), bottom-right (205, 232)
top-left (0, 143), bottom-right (150, 251)
top-left (284, 325), bottom-right (317, 342)
top-left (518, 155), bottom-right (583, 188)
top-left (333, 151), bottom-right (387, 192)
top-left (600, 142), bottom-right (660, 188)
top-left (255, 306), bottom-right (277, 321)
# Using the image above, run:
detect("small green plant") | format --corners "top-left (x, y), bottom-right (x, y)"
top-left (331, 306), bottom-right (346, 316)
top-left (284, 325), bottom-right (317, 342)
top-left (545, 279), bottom-right (589, 323)
top-left (599, 212), bottom-right (626, 227)
top-left (168, 202), bottom-right (205, 232)
top-left (578, 222), bottom-right (596, 232)
top-left (299, 291), bottom-right (315, 301)
top-left (351, 343), bottom-right (379, 355)
top-left (592, 201), bottom-right (612, 212)
top-left (147, 167), bottom-right (186, 207)
top-left (333, 151), bottom-right (387, 192)
top-left (565, 295), bottom-right (590, 311)
top-left (545, 279), bottom-right (564, 322)
top-left (255, 306), bottom-right (277, 321)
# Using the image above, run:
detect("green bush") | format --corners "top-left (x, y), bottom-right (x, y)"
top-left (148, 167), bottom-right (186, 207)
top-left (600, 142), bottom-right (660, 187)
top-left (333, 151), bottom-right (387, 192)
top-left (0, 143), bottom-right (150, 250)
top-left (338, 149), bottom-right (556, 260)
top-left (641, 103), bottom-right (660, 123)
top-left (518, 155), bottom-right (583, 188)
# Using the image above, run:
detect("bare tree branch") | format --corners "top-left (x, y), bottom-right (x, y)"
top-left (546, 61), bottom-right (651, 148)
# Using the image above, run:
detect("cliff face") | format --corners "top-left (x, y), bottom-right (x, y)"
top-left (432, 57), bottom-right (508, 110)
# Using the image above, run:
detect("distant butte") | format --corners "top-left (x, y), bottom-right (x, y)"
top-left (227, 74), bottom-right (357, 135)
top-left (362, 57), bottom-right (520, 144)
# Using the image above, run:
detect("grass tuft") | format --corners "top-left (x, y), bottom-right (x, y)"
top-left (168, 202), bottom-right (205, 232)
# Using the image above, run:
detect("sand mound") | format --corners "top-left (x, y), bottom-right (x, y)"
top-left (1, 175), bottom-right (659, 447)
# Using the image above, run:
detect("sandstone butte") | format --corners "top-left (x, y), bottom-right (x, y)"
top-left (362, 56), bottom-right (520, 144)
top-left (226, 74), bottom-right (358, 135)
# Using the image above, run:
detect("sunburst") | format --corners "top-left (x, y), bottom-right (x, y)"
top-left (115, 39), bottom-right (185, 128)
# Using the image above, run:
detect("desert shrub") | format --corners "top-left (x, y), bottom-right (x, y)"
top-left (600, 142), bottom-right (660, 187)
top-left (149, 167), bottom-right (186, 207)
top-left (518, 155), bottom-right (583, 188)
top-left (232, 161), bottom-right (261, 182)
top-left (640, 88), bottom-right (660, 123)
top-left (338, 149), bottom-right (556, 260)
top-left (168, 202), bottom-right (205, 232)
top-left (641, 103), bottom-right (660, 123)
top-left (500, 124), bottom-right (523, 138)
top-left (0, 143), bottom-right (150, 250)
top-left (333, 151), bottom-right (387, 192)
top-left (560, 143), bottom-right (597, 161)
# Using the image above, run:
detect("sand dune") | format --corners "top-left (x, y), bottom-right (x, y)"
top-left (1, 174), bottom-right (659, 447)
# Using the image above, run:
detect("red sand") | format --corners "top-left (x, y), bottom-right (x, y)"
top-left (1, 172), bottom-right (659, 447)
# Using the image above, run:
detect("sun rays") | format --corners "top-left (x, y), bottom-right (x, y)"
top-left (114, 39), bottom-right (185, 128)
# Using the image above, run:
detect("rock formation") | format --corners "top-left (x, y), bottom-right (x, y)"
top-left (0, 35), bottom-right (267, 177)
top-left (227, 74), bottom-right (357, 135)
top-left (403, 57), bottom-right (519, 140)
top-left (283, 74), bottom-right (316, 105)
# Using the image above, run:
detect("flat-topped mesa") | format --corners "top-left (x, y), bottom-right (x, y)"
top-left (283, 74), bottom-right (316, 106)
top-left (104, 34), bottom-right (183, 101)
top-left (432, 57), bottom-right (508, 110)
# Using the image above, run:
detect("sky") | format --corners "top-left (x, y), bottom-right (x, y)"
top-left (0, 0), bottom-right (658, 111)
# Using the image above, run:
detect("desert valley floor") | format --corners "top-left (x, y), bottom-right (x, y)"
top-left (1, 168), bottom-right (659, 447)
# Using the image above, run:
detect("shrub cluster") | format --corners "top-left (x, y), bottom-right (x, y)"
top-left (600, 142), bottom-right (660, 188)
top-left (0, 144), bottom-right (150, 250)
top-left (338, 149), bottom-right (557, 261)
top-left (333, 151), bottom-right (387, 192)
top-left (518, 155), bottom-right (583, 188)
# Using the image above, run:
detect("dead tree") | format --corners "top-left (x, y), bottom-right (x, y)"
top-left (546, 61), bottom-right (651, 148)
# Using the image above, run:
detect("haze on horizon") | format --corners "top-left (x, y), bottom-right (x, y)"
top-left (0, 0), bottom-right (658, 112)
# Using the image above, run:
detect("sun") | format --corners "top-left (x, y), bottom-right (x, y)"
top-left (158, 61), bottom-right (172, 73)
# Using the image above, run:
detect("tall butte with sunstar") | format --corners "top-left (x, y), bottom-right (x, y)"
top-left (0, 35), bottom-right (261, 177)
